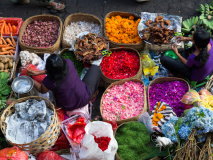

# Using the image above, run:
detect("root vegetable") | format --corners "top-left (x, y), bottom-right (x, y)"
top-left (8, 59), bottom-right (13, 68)
top-left (0, 63), bottom-right (4, 70)
top-left (4, 63), bottom-right (8, 70)
top-left (4, 69), bottom-right (8, 73)
top-left (1, 58), bottom-right (9, 63)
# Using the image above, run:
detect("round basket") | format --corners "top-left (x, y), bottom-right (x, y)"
top-left (100, 78), bottom-right (147, 125)
top-left (62, 13), bottom-right (103, 48)
top-left (148, 77), bottom-right (190, 113)
top-left (100, 47), bottom-right (143, 87)
top-left (0, 96), bottom-right (60, 155)
top-left (104, 12), bottom-right (144, 51)
top-left (18, 15), bottom-right (63, 53)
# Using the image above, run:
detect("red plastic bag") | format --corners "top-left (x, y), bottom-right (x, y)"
top-left (37, 151), bottom-right (64, 160)
top-left (0, 146), bottom-right (28, 160)
top-left (20, 64), bottom-right (46, 84)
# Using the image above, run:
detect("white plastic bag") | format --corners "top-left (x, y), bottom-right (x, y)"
top-left (79, 121), bottom-right (118, 160)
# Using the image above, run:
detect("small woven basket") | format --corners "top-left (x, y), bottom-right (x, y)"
top-left (100, 78), bottom-right (147, 125)
top-left (62, 13), bottom-right (103, 48)
top-left (100, 47), bottom-right (143, 88)
top-left (0, 96), bottom-right (60, 155)
top-left (18, 15), bottom-right (63, 53)
top-left (104, 11), bottom-right (144, 51)
top-left (148, 77), bottom-right (190, 113)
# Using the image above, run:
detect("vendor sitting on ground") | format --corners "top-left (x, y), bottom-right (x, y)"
top-left (27, 54), bottom-right (100, 111)
top-left (13, 0), bottom-right (65, 11)
top-left (161, 27), bottom-right (213, 82)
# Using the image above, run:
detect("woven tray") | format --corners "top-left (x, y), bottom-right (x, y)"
top-left (100, 78), bottom-right (147, 125)
top-left (100, 47), bottom-right (143, 88)
top-left (62, 13), bottom-right (103, 48)
top-left (148, 77), bottom-right (190, 113)
top-left (18, 15), bottom-right (63, 53)
top-left (104, 11), bottom-right (144, 51)
top-left (0, 96), bottom-right (60, 155)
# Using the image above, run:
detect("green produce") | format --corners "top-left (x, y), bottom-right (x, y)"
top-left (115, 122), bottom-right (169, 160)
top-left (0, 72), bottom-right (11, 111)
top-left (181, 16), bottom-right (199, 33)
top-left (61, 51), bottom-right (84, 77)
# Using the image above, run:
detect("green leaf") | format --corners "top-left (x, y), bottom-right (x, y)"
top-left (121, 105), bottom-right (126, 110)
top-left (200, 112), bottom-right (205, 117)
top-left (196, 9), bottom-right (201, 13)
top-left (1, 87), bottom-right (11, 96)
top-left (201, 4), bottom-right (205, 12)
top-left (184, 109), bottom-right (191, 116)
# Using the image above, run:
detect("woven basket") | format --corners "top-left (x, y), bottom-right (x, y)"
top-left (148, 77), bottom-right (190, 113)
top-left (100, 47), bottom-right (143, 88)
top-left (104, 12), bottom-right (144, 51)
top-left (100, 78), bottom-right (147, 125)
top-left (205, 74), bottom-right (213, 91)
top-left (0, 96), bottom-right (60, 155)
top-left (18, 15), bottom-right (63, 53)
top-left (62, 13), bottom-right (103, 48)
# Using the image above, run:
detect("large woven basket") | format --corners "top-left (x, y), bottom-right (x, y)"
top-left (100, 78), bottom-right (147, 125)
top-left (100, 47), bottom-right (143, 88)
top-left (0, 96), bottom-right (60, 155)
top-left (104, 12), bottom-right (144, 51)
top-left (18, 15), bottom-right (63, 53)
top-left (62, 13), bottom-right (103, 48)
top-left (148, 77), bottom-right (190, 113)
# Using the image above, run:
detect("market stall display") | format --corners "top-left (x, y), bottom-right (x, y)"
top-left (60, 49), bottom-right (84, 77)
top-left (148, 77), bottom-right (189, 116)
top-left (100, 47), bottom-right (142, 85)
top-left (74, 33), bottom-right (108, 63)
top-left (0, 18), bottom-right (23, 36)
top-left (100, 79), bottom-right (146, 124)
top-left (115, 121), bottom-right (168, 160)
top-left (104, 12), bottom-right (144, 51)
top-left (62, 13), bottom-right (103, 48)
top-left (19, 15), bottom-right (63, 53)
top-left (0, 96), bottom-right (60, 155)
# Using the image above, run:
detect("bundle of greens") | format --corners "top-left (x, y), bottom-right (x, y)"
top-left (61, 51), bottom-right (84, 77)
top-left (115, 122), bottom-right (168, 160)
top-left (0, 72), bottom-right (11, 111)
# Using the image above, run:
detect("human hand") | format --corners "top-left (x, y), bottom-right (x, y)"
top-left (175, 36), bottom-right (185, 42)
top-left (27, 69), bottom-right (40, 76)
top-left (172, 44), bottom-right (178, 54)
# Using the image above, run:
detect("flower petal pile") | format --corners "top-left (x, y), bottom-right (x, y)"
top-left (101, 50), bottom-right (140, 79)
top-left (149, 81), bottom-right (188, 117)
top-left (102, 81), bottom-right (144, 121)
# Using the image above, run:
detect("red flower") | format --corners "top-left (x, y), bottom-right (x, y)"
top-left (100, 50), bottom-right (140, 79)
top-left (67, 117), bottom-right (87, 144)
top-left (94, 136), bottom-right (111, 152)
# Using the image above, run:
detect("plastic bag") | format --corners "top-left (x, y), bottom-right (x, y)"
top-left (0, 146), bottom-right (28, 160)
top-left (37, 151), bottom-right (64, 160)
top-left (180, 89), bottom-right (201, 105)
top-left (20, 64), bottom-right (46, 84)
top-left (141, 52), bottom-right (157, 76)
top-left (138, 112), bottom-right (154, 135)
top-left (79, 121), bottom-right (118, 160)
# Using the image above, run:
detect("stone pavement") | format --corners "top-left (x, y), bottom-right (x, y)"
top-left (0, 0), bottom-right (212, 21)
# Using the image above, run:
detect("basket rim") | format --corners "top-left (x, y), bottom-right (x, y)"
top-left (100, 78), bottom-right (147, 124)
top-left (18, 14), bottom-right (63, 50)
top-left (104, 11), bottom-right (143, 46)
top-left (0, 96), bottom-right (58, 146)
top-left (100, 47), bottom-right (142, 81)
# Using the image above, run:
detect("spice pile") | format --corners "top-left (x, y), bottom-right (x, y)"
top-left (102, 81), bottom-right (144, 121)
top-left (149, 81), bottom-right (188, 116)
top-left (105, 15), bottom-right (142, 44)
top-left (100, 50), bottom-right (140, 79)
top-left (75, 33), bottom-right (108, 62)
top-left (61, 51), bottom-right (84, 77)
top-left (115, 122), bottom-right (168, 160)
top-left (22, 20), bottom-right (60, 47)
top-left (63, 21), bottom-right (101, 46)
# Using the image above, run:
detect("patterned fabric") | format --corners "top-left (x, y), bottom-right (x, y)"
top-left (151, 101), bottom-right (176, 133)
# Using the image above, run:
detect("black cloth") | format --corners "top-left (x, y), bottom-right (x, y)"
top-left (160, 50), bottom-right (192, 80)
top-left (82, 65), bottom-right (101, 98)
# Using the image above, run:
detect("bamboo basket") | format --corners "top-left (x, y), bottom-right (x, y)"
top-left (114, 121), bottom-right (160, 160)
top-left (0, 96), bottom-right (60, 155)
top-left (148, 77), bottom-right (190, 113)
top-left (104, 12), bottom-right (144, 51)
top-left (205, 74), bottom-right (213, 91)
top-left (18, 15), bottom-right (63, 53)
top-left (62, 13), bottom-right (103, 48)
top-left (100, 47), bottom-right (143, 88)
top-left (100, 78), bottom-right (147, 125)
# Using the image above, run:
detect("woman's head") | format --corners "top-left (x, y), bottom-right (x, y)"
top-left (192, 28), bottom-right (210, 66)
top-left (45, 54), bottom-right (68, 81)
top-left (193, 27), bottom-right (210, 49)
